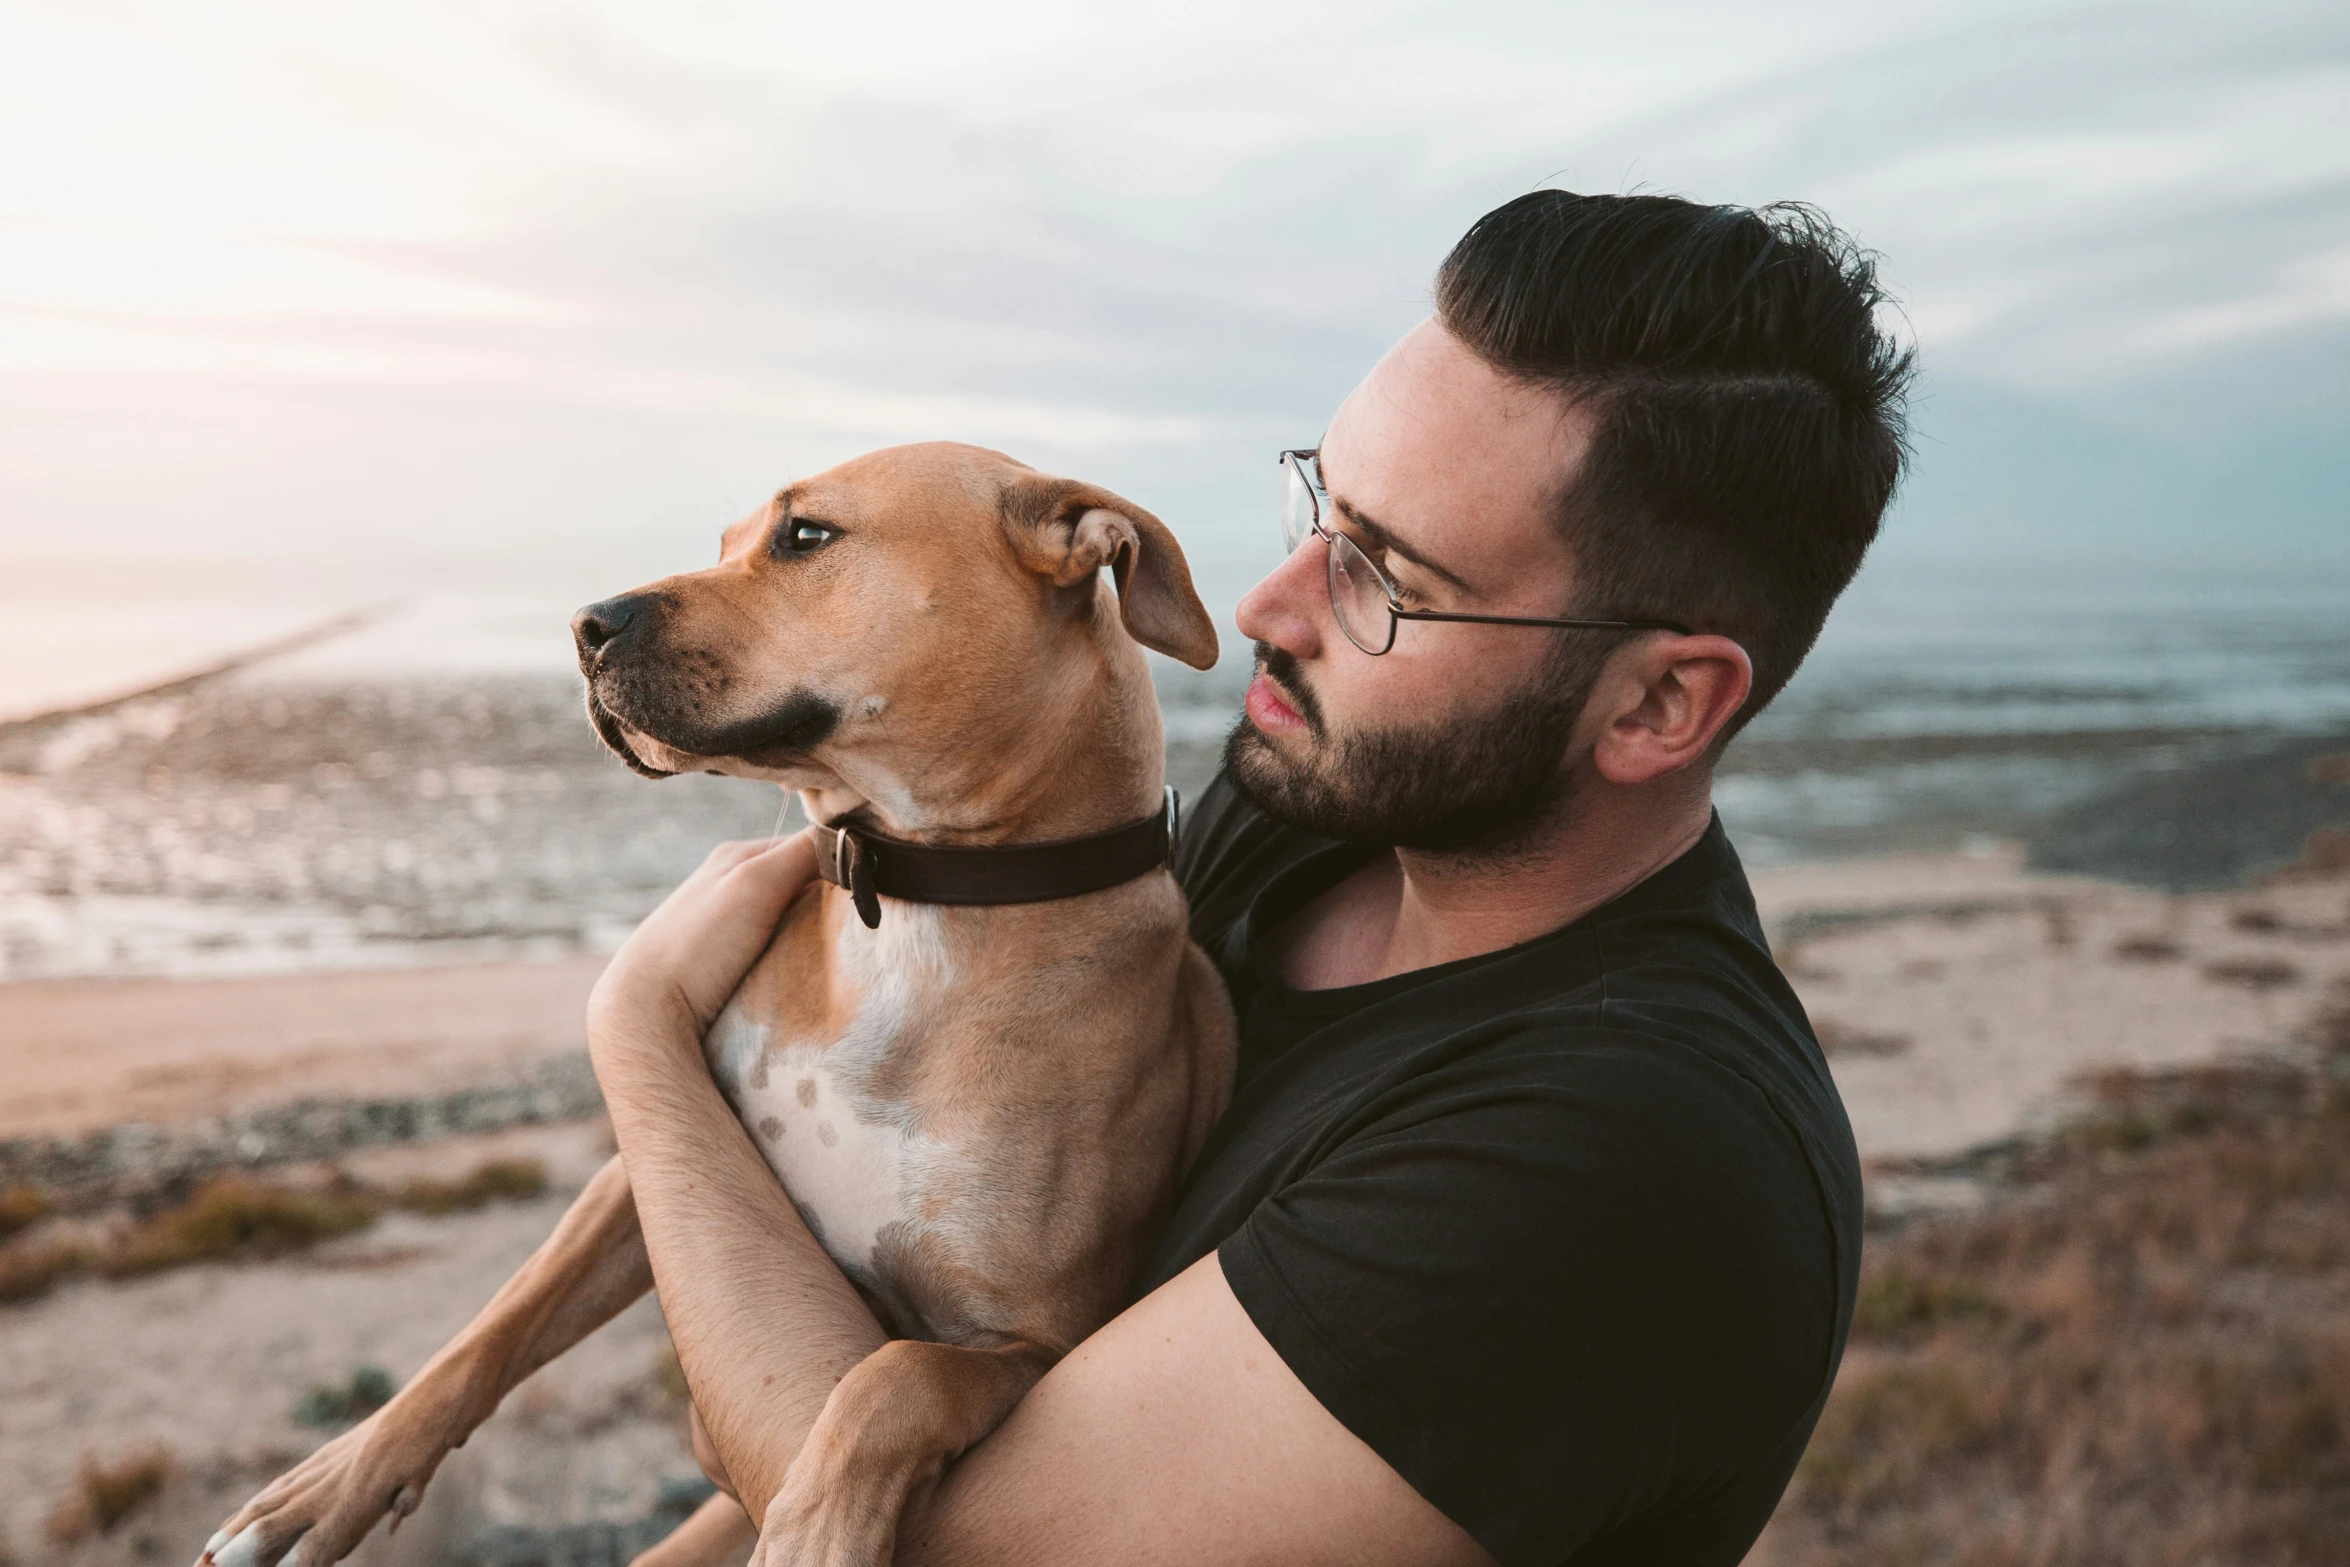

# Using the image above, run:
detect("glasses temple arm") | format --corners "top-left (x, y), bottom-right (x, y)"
top-left (1392, 608), bottom-right (1694, 635)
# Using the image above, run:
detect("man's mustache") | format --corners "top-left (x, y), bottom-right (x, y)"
top-left (1254, 641), bottom-right (1326, 738)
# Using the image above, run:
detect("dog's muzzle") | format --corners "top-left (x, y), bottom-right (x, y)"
top-left (583, 690), bottom-right (677, 779)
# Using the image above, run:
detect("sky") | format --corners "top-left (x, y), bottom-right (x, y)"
top-left (0, 0), bottom-right (2344, 624)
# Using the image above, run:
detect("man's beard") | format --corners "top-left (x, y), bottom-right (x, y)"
top-left (1223, 637), bottom-right (1607, 856)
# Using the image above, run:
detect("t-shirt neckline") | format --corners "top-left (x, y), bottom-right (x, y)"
top-left (1237, 814), bottom-right (1734, 1017)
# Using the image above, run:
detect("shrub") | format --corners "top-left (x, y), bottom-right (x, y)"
top-left (1850, 1261), bottom-right (1996, 1341)
top-left (0, 1238), bottom-right (98, 1304)
top-left (1813, 1019), bottom-right (1911, 1060)
top-left (103, 1176), bottom-right (380, 1276)
top-left (0, 1184), bottom-right (50, 1239)
top-left (294, 1364), bottom-right (399, 1428)
top-left (2204, 957), bottom-right (2304, 991)
top-left (650, 1342), bottom-right (693, 1402)
top-left (1765, 1059), bottom-right (2350, 1565)
top-left (45, 1446), bottom-right (172, 1542)
top-left (393, 1157), bottom-right (550, 1215)
top-left (0, 1157), bottom-right (555, 1307)
top-left (1795, 1360), bottom-right (1993, 1511)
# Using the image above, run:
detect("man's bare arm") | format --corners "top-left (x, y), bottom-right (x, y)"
top-left (589, 837), bottom-right (1493, 1564)
top-left (905, 1252), bottom-right (1494, 1567)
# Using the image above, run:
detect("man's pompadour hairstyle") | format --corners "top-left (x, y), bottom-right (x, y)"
top-left (1435, 190), bottom-right (1914, 735)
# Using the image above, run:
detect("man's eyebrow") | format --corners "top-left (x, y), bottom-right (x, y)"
top-left (1318, 456), bottom-right (1476, 595)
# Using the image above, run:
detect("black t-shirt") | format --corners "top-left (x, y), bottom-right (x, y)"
top-left (1142, 774), bottom-right (1862, 1567)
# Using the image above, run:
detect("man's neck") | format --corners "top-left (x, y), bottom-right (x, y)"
top-left (1268, 775), bottom-right (1715, 991)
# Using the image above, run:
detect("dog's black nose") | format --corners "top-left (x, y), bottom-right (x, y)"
top-left (572, 594), bottom-right (649, 657)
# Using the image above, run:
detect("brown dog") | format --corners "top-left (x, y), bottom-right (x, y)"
top-left (198, 443), bottom-right (1236, 1567)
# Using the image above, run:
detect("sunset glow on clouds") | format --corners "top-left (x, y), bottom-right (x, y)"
top-left (0, 0), bottom-right (2342, 570)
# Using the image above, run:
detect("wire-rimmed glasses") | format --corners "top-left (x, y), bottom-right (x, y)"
top-left (1277, 449), bottom-right (1693, 656)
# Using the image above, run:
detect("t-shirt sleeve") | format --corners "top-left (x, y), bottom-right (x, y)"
top-left (1215, 1034), bottom-right (1839, 1567)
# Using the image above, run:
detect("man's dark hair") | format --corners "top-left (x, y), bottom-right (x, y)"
top-left (1435, 190), bottom-right (1913, 736)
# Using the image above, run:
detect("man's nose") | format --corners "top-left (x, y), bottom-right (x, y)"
top-left (1235, 533), bottom-right (1329, 656)
top-left (572, 593), bottom-right (653, 660)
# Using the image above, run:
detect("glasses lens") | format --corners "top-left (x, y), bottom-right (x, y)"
top-left (1280, 457), bottom-right (1318, 554)
top-left (1326, 529), bottom-right (1396, 655)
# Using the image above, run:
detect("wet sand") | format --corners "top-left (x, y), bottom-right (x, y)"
top-left (0, 956), bottom-right (607, 1142)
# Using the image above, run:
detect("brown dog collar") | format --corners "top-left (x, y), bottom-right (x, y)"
top-left (811, 789), bottom-right (1179, 929)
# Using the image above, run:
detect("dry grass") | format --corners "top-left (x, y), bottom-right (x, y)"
top-left (0, 1155), bottom-right (552, 1305)
top-left (2204, 957), bottom-right (2306, 992)
top-left (649, 1342), bottom-right (693, 1402)
top-left (103, 1175), bottom-right (380, 1277)
top-left (0, 1237), bottom-right (100, 1303)
top-left (44, 1446), bottom-right (174, 1543)
top-left (1764, 984), bottom-right (2350, 1566)
top-left (0, 1184), bottom-right (50, 1239)
top-left (392, 1155), bottom-right (549, 1214)
top-left (2271, 828), bottom-right (2350, 884)
top-left (1815, 1018), bottom-right (1914, 1060)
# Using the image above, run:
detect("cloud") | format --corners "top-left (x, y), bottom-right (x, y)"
top-left (0, 0), bottom-right (2341, 573)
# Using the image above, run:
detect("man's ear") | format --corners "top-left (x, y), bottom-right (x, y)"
top-left (1000, 474), bottom-right (1220, 670)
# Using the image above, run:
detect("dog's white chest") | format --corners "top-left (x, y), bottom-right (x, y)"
top-left (704, 904), bottom-right (955, 1286)
top-left (717, 1032), bottom-right (929, 1273)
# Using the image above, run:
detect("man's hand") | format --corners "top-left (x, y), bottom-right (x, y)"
top-left (588, 830), bottom-right (819, 1057)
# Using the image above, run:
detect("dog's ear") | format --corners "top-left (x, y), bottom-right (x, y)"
top-left (1000, 475), bottom-right (1220, 670)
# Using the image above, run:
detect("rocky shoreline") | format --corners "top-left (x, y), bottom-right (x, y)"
top-left (0, 1053), bottom-right (603, 1213)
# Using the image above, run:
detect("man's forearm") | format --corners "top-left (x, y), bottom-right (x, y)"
top-left (593, 1016), bottom-right (889, 1517)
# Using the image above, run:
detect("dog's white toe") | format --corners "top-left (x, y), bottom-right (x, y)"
top-left (207, 1521), bottom-right (270, 1567)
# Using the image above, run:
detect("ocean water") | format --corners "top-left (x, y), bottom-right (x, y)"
top-left (0, 550), bottom-right (2344, 983)
top-left (1716, 553), bottom-right (2350, 865)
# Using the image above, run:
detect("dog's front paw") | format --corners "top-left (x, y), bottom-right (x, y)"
top-left (749, 1474), bottom-right (901, 1567)
top-left (195, 1412), bottom-right (439, 1567)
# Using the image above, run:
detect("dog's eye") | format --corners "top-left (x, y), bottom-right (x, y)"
top-left (776, 521), bottom-right (838, 556)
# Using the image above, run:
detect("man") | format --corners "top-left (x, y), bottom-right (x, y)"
top-left (593, 190), bottom-right (1911, 1565)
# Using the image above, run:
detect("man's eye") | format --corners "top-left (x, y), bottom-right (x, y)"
top-left (1349, 539), bottom-right (1414, 602)
top-left (776, 521), bottom-right (838, 556)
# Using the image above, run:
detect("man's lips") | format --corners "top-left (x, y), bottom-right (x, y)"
top-left (1245, 672), bottom-right (1308, 735)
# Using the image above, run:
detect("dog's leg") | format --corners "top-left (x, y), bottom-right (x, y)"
top-left (750, 1339), bottom-right (1057, 1567)
top-left (198, 1155), bottom-right (654, 1567)
top-left (630, 1493), bottom-right (759, 1567)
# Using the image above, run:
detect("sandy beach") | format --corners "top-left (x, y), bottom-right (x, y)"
top-left (0, 958), bottom-right (608, 1143)
top-left (7, 844), bottom-right (2340, 1160)
top-left (1, 1124), bottom-right (701, 1565)
top-left (1751, 848), bottom-right (2349, 1160)
top-left (6, 8), bottom-right (2346, 1551)
top-left (3, 839), bottom-right (2346, 1560)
